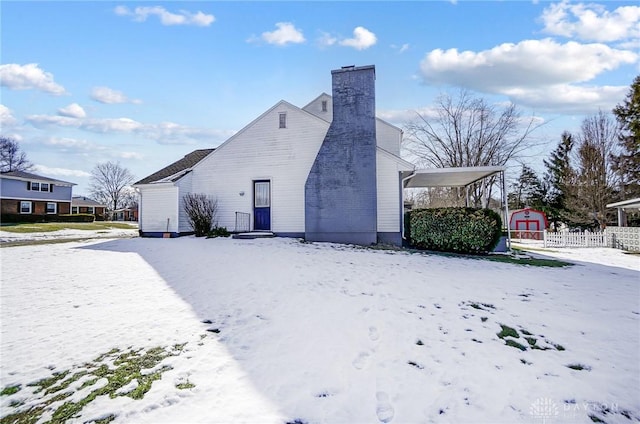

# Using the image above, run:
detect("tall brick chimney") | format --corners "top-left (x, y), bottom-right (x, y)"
top-left (305, 65), bottom-right (377, 245)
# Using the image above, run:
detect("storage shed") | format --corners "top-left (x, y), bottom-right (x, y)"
top-left (510, 208), bottom-right (547, 240)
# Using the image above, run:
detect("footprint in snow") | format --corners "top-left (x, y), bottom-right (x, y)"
top-left (369, 326), bottom-right (380, 341)
top-left (352, 351), bottom-right (371, 370)
top-left (376, 391), bottom-right (395, 423)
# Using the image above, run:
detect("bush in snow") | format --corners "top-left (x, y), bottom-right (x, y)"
top-left (405, 207), bottom-right (502, 254)
top-left (183, 193), bottom-right (219, 237)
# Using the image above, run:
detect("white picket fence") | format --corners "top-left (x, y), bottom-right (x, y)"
top-left (543, 230), bottom-right (608, 248)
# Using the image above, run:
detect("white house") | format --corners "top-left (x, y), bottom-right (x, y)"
top-left (135, 65), bottom-right (416, 245)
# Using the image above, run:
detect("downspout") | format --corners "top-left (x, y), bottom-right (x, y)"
top-left (401, 171), bottom-right (416, 241)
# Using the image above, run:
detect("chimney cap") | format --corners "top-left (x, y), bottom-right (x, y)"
top-left (332, 64), bottom-right (375, 75)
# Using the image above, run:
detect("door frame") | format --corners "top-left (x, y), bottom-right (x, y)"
top-left (253, 179), bottom-right (271, 231)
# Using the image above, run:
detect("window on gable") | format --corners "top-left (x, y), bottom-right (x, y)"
top-left (46, 202), bottom-right (57, 214)
top-left (41, 183), bottom-right (50, 192)
top-left (20, 201), bottom-right (32, 214)
top-left (31, 182), bottom-right (40, 191)
top-left (321, 100), bottom-right (327, 112)
top-left (279, 112), bottom-right (287, 129)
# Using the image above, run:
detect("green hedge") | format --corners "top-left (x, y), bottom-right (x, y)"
top-left (0, 213), bottom-right (95, 223)
top-left (405, 207), bottom-right (502, 254)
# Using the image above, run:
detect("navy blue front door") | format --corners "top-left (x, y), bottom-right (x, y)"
top-left (254, 180), bottom-right (271, 230)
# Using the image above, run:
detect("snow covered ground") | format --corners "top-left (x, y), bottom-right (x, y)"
top-left (1, 235), bottom-right (638, 423)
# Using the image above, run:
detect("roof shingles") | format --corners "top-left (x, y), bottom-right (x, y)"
top-left (135, 149), bottom-right (214, 185)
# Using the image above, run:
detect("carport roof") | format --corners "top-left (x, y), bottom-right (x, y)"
top-left (404, 166), bottom-right (506, 188)
top-left (606, 197), bottom-right (640, 209)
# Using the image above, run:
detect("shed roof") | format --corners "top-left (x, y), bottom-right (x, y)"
top-left (404, 166), bottom-right (506, 188)
top-left (135, 149), bottom-right (214, 185)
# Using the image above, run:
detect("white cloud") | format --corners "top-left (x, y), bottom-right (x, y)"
top-left (259, 22), bottom-right (305, 46)
top-left (114, 5), bottom-right (214, 27)
top-left (0, 63), bottom-right (66, 95)
top-left (339, 27), bottom-right (377, 50)
top-left (117, 151), bottom-right (144, 160)
top-left (34, 164), bottom-right (91, 178)
top-left (91, 87), bottom-right (142, 105)
top-left (392, 43), bottom-right (410, 54)
top-left (43, 137), bottom-right (98, 151)
top-left (41, 136), bottom-right (144, 161)
top-left (58, 103), bottom-right (86, 118)
top-left (26, 114), bottom-right (234, 145)
top-left (0, 104), bottom-right (17, 127)
top-left (317, 32), bottom-right (337, 48)
top-left (500, 84), bottom-right (629, 114)
top-left (540, 1), bottom-right (640, 42)
top-left (419, 38), bottom-right (637, 112)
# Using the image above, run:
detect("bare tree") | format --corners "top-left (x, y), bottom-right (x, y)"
top-left (404, 90), bottom-right (543, 206)
top-left (567, 111), bottom-right (619, 229)
top-left (183, 193), bottom-right (218, 237)
top-left (1, 136), bottom-right (33, 172)
top-left (89, 162), bottom-right (135, 213)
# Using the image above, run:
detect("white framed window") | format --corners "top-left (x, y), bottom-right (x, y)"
top-left (41, 183), bottom-right (50, 192)
top-left (72, 206), bottom-right (78, 214)
top-left (20, 201), bottom-right (32, 214)
top-left (279, 112), bottom-right (287, 129)
top-left (31, 182), bottom-right (40, 191)
top-left (87, 206), bottom-right (95, 214)
top-left (46, 202), bottom-right (56, 214)
top-left (321, 100), bottom-right (328, 112)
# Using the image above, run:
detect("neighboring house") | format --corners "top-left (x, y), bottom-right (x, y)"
top-left (71, 196), bottom-right (107, 219)
top-left (0, 170), bottom-right (75, 217)
top-left (135, 65), bottom-right (415, 245)
top-left (111, 206), bottom-right (138, 222)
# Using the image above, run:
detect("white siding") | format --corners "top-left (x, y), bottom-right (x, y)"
top-left (191, 102), bottom-right (329, 233)
top-left (176, 172), bottom-right (193, 233)
top-left (304, 94), bottom-right (402, 155)
top-left (302, 93), bottom-right (332, 122)
top-left (376, 119), bottom-right (402, 155)
top-left (139, 184), bottom-right (179, 233)
top-left (377, 150), bottom-right (411, 232)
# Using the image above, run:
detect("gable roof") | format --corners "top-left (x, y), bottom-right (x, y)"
top-left (135, 149), bottom-right (215, 185)
top-left (72, 196), bottom-right (106, 207)
top-left (0, 170), bottom-right (76, 186)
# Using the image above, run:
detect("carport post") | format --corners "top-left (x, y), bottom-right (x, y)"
top-left (502, 170), bottom-right (511, 251)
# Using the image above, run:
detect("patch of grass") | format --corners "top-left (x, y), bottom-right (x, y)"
top-left (553, 343), bottom-right (566, 351)
top-left (28, 370), bottom-right (70, 393)
top-left (1, 384), bottom-right (21, 396)
top-left (566, 363), bottom-right (591, 371)
top-left (0, 222), bottom-right (137, 233)
top-left (5, 344), bottom-right (186, 424)
top-left (469, 302), bottom-right (495, 311)
top-left (480, 317), bottom-right (488, 322)
top-left (176, 380), bottom-right (196, 390)
top-left (497, 324), bottom-right (519, 339)
top-left (520, 329), bottom-right (533, 336)
top-left (525, 337), bottom-right (538, 347)
top-left (505, 339), bottom-right (528, 351)
top-left (483, 255), bottom-right (572, 267)
top-left (589, 414), bottom-right (606, 423)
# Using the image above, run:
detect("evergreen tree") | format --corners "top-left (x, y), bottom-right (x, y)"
top-left (508, 165), bottom-right (545, 211)
top-left (543, 132), bottom-right (574, 230)
top-left (611, 75), bottom-right (640, 198)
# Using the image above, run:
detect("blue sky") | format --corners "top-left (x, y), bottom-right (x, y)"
top-left (1, 1), bottom-right (638, 195)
